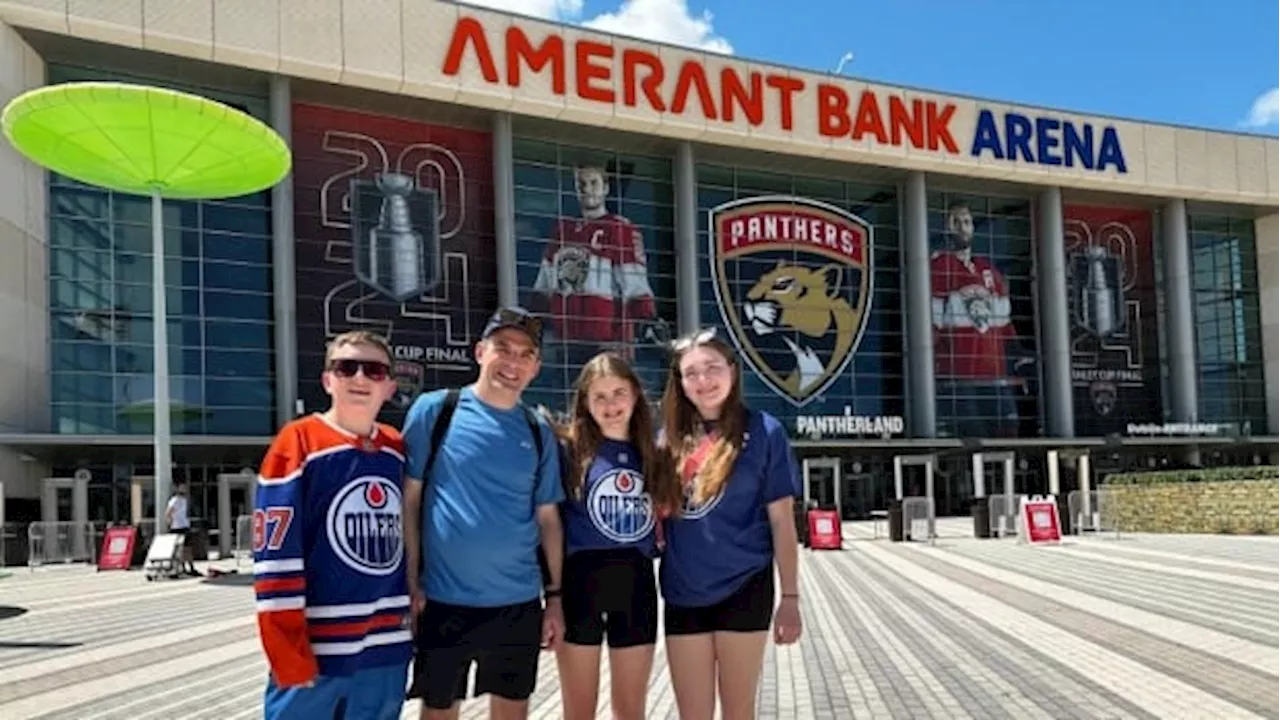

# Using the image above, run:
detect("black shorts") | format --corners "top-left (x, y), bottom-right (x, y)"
top-left (664, 565), bottom-right (774, 636)
top-left (563, 548), bottom-right (658, 648)
top-left (408, 599), bottom-right (543, 709)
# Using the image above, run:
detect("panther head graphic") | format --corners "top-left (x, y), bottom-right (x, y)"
top-left (742, 261), bottom-right (859, 396)
top-left (553, 246), bottom-right (591, 293)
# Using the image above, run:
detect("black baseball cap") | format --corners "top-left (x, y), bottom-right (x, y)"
top-left (481, 306), bottom-right (543, 348)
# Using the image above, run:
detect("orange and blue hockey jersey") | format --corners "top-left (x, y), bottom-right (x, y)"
top-left (253, 413), bottom-right (412, 686)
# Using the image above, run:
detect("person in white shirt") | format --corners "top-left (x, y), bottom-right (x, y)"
top-left (164, 482), bottom-right (200, 577)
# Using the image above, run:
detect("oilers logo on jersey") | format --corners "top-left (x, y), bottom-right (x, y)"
top-left (587, 469), bottom-right (654, 543)
top-left (327, 475), bottom-right (404, 576)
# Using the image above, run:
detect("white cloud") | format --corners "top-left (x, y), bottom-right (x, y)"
top-left (458, 0), bottom-right (733, 54)
top-left (1242, 87), bottom-right (1279, 128)
top-left (459, 0), bottom-right (584, 20)
top-left (581, 0), bottom-right (733, 54)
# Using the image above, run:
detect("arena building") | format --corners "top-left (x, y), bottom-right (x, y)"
top-left (0, 1), bottom-right (1276, 554)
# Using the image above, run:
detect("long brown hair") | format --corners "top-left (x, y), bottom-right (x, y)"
top-left (563, 353), bottom-right (680, 513)
top-left (660, 329), bottom-right (747, 507)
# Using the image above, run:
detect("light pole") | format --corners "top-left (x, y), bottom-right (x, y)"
top-left (3, 82), bottom-right (291, 532)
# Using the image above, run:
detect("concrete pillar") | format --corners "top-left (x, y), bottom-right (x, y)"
top-left (1255, 214), bottom-right (1278, 435)
top-left (492, 113), bottom-right (517, 308)
top-left (1036, 187), bottom-right (1074, 436)
top-left (269, 75), bottom-right (298, 427)
top-left (902, 172), bottom-right (936, 437)
top-left (1162, 199), bottom-right (1198, 422)
top-left (675, 143), bottom-right (700, 335)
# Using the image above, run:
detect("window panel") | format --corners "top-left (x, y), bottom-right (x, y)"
top-left (513, 140), bottom-right (677, 411)
top-left (929, 193), bottom-right (1039, 438)
top-left (1190, 213), bottom-right (1266, 429)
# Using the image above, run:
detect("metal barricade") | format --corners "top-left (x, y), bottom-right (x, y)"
top-left (901, 496), bottom-right (935, 544)
top-left (234, 514), bottom-right (254, 567)
top-left (987, 494), bottom-right (1026, 538)
top-left (1068, 490), bottom-right (1119, 536)
top-left (1067, 490), bottom-right (1099, 534)
top-left (27, 521), bottom-right (97, 568)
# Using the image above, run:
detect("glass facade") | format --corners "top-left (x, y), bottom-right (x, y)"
top-left (513, 138), bottom-right (678, 411)
top-left (47, 65), bottom-right (275, 436)
top-left (928, 192), bottom-right (1040, 438)
top-left (1190, 213), bottom-right (1268, 431)
top-left (696, 166), bottom-right (904, 427)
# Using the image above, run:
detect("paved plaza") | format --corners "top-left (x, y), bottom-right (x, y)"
top-left (0, 522), bottom-right (1276, 720)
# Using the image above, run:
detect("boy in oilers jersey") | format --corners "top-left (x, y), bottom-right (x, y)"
top-left (530, 164), bottom-right (658, 364)
top-left (254, 330), bottom-right (411, 720)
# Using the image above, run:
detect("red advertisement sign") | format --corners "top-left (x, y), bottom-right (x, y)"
top-left (97, 526), bottom-right (137, 571)
top-left (1019, 496), bottom-right (1063, 545)
top-left (807, 509), bottom-right (844, 551)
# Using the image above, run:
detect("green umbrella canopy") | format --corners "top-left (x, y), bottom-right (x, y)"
top-left (1, 82), bottom-right (290, 199)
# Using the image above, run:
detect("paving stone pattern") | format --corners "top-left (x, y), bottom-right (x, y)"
top-left (0, 528), bottom-right (1275, 719)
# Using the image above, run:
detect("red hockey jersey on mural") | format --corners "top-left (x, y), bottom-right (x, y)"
top-left (532, 212), bottom-right (657, 344)
top-left (931, 250), bottom-right (1014, 379)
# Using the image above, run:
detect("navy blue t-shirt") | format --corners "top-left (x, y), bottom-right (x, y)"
top-left (659, 409), bottom-right (799, 608)
top-left (562, 439), bottom-right (658, 558)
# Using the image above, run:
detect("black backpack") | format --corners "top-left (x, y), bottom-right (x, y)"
top-left (418, 388), bottom-right (551, 586)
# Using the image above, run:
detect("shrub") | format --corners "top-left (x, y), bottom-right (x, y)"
top-left (1102, 466), bottom-right (1278, 486)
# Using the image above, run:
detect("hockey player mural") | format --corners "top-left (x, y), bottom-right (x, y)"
top-left (518, 151), bottom-right (676, 407)
top-left (931, 200), bottom-right (1038, 438)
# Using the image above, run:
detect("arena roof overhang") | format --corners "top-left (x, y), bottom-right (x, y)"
top-left (4, 2), bottom-right (1277, 209)
top-left (0, 434), bottom-right (272, 465)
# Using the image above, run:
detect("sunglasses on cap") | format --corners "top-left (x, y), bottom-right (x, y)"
top-left (671, 327), bottom-right (718, 353)
top-left (485, 308), bottom-right (544, 344)
top-left (327, 359), bottom-right (391, 381)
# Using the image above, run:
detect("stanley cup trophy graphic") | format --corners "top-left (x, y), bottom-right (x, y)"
top-left (352, 172), bottom-right (441, 303)
top-left (1077, 245), bottom-right (1125, 339)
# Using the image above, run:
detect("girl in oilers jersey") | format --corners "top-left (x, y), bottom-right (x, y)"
top-left (549, 352), bottom-right (681, 720)
top-left (658, 328), bottom-right (803, 720)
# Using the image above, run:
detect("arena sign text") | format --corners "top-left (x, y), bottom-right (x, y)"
top-left (442, 17), bottom-right (1127, 174)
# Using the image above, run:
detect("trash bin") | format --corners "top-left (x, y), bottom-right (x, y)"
top-left (888, 500), bottom-right (904, 543)
top-left (1056, 494), bottom-right (1072, 536)
top-left (130, 524), bottom-right (150, 568)
top-left (972, 497), bottom-right (991, 539)
top-left (186, 521), bottom-right (210, 562)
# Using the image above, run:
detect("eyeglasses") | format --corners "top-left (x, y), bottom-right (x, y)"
top-left (327, 359), bottom-right (391, 381)
top-left (671, 327), bottom-right (718, 353)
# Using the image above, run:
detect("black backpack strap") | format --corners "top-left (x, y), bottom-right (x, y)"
top-left (520, 405), bottom-right (545, 468)
top-left (421, 388), bottom-right (461, 486)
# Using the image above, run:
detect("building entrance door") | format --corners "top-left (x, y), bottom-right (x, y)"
top-left (893, 454), bottom-right (936, 542)
top-left (217, 471), bottom-right (257, 558)
top-left (801, 457), bottom-right (841, 517)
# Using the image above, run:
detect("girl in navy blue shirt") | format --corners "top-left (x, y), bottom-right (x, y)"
top-left (550, 352), bottom-right (681, 720)
top-left (658, 329), bottom-right (803, 720)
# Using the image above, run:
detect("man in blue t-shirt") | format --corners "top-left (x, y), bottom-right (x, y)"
top-left (402, 307), bottom-right (566, 720)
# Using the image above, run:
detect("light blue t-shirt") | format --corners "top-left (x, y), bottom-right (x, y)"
top-left (659, 409), bottom-right (800, 608)
top-left (403, 387), bottom-right (564, 607)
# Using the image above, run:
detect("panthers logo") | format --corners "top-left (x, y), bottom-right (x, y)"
top-left (553, 245), bottom-right (591, 293)
top-left (709, 196), bottom-right (872, 406)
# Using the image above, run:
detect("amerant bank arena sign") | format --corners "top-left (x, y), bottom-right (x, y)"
top-left (442, 17), bottom-right (1128, 174)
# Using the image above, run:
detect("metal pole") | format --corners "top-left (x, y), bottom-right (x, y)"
top-left (269, 75), bottom-right (298, 426)
top-left (1162, 199), bottom-right (1198, 423)
top-left (971, 452), bottom-right (985, 498)
top-left (492, 113), bottom-right (517, 307)
top-left (152, 191), bottom-right (172, 531)
top-left (675, 142), bottom-right (699, 335)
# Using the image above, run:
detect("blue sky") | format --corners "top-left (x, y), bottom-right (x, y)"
top-left (470, 0), bottom-right (1280, 135)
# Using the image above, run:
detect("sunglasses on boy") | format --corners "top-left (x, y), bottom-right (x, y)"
top-left (327, 359), bottom-right (391, 381)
